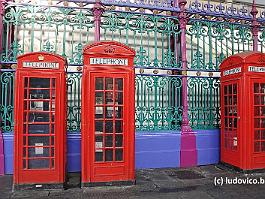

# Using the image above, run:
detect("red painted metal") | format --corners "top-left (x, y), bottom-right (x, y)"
top-left (14, 52), bottom-right (67, 185)
top-left (220, 51), bottom-right (265, 170)
top-left (82, 41), bottom-right (135, 184)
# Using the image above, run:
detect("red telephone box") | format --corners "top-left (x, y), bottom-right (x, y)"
top-left (14, 52), bottom-right (67, 189)
top-left (220, 51), bottom-right (265, 170)
top-left (82, 41), bottom-right (136, 186)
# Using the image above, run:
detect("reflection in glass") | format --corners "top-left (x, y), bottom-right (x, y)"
top-left (95, 78), bottom-right (104, 90)
top-left (115, 135), bottom-right (123, 147)
top-left (105, 92), bottom-right (113, 104)
top-left (28, 136), bottom-right (50, 146)
top-left (95, 92), bottom-right (104, 105)
top-left (105, 78), bottom-right (113, 90)
top-left (115, 106), bottom-right (122, 118)
top-left (105, 106), bottom-right (113, 118)
top-left (115, 92), bottom-right (123, 105)
top-left (28, 147), bottom-right (50, 158)
top-left (95, 107), bottom-right (103, 118)
top-left (28, 124), bottom-right (50, 134)
top-left (115, 78), bottom-right (123, 91)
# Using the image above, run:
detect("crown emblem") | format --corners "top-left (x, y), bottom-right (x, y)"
top-left (38, 55), bottom-right (44, 61)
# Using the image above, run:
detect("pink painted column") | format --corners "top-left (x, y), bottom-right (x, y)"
top-left (0, 0), bottom-right (6, 176)
top-left (92, 0), bottom-right (104, 42)
top-left (251, 0), bottom-right (259, 51)
top-left (178, 0), bottom-right (197, 167)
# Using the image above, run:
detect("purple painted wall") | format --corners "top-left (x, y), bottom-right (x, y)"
top-left (2, 130), bottom-right (220, 174)
top-left (196, 129), bottom-right (220, 165)
top-left (135, 131), bottom-right (181, 169)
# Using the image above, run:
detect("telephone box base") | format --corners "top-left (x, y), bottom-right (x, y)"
top-left (219, 162), bottom-right (265, 174)
top-left (81, 180), bottom-right (135, 188)
top-left (13, 183), bottom-right (65, 191)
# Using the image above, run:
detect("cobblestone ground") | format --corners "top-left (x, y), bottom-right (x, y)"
top-left (1, 165), bottom-right (265, 199)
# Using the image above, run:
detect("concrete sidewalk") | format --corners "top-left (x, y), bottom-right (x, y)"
top-left (1, 165), bottom-right (265, 199)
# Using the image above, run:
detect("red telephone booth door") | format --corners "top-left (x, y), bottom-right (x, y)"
top-left (221, 80), bottom-right (241, 167)
top-left (251, 79), bottom-right (265, 168)
top-left (14, 53), bottom-right (66, 187)
top-left (89, 73), bottom-right (132, 183)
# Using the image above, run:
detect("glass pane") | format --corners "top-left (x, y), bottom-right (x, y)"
top-left (115, 78), bottom-right (123, 91)
top-left (224, 96), bottom-right (228, 105)
top-left (261, 142), bottom-right (265, 152)
top-left (95, 121), bottom-right (103, 133)
top-left (51, 136), bottom-right (54, 145)
top-left (105, 150), bottom-right (113, 161)
top-left (24, 77), bottom-right (29, 87)
top-left (23, 159), bottom-right (26, 169)
top-left (28, 112), bottom-right (50, 122)
top-left (233, 118), bottom-right (237, 128)
top-left (95, 135), bottom-right (103, 149)
top-left (95, 92), bottom-right (104, 105)
top-left (254, 142), bottom-right (260, 152)
top-left (51, 159), bottom-right (55, 168)
top-left (95, 152), bottom-right (103, 162)
top-left (115, 92), bottom-right (123, 105)
top-left (115, 135), bottom-right (123, 147)
top-left (262, 118), bottom-right (265, 128)
top-left (105, 92), bottom-right (113, 104)
top-left (261, 84), bottom-right (265, 93)
top-left (28, 124), bottom-right (50, 134)
top-left (233, 84), bottom-right (237, 94)
top-left (254, 107), bottom-right (261, 116)
top-left (254, 95), bottom-right (260, 105)
top-left (28, 159), bottom-right (49, 169)
top-left (105, 106), bottom-right (113, 118)
top-left (105, 121), bottom-right (113, 133)
top-left (224, 86), bottom-right (227, 95)
top-left (30, 78), bottom-right (50, 88)
top-left (95, 78), bottom-right (103, 90)
top-left (29, 89), bottom-right (50, 100)
top-left (115, 106), bottom-right (122, 118)
top-left (254, 83), bottom-right (260, 93)
top-left (255, 119), bottom-right (260, 128)
top-left (255, 130), bottom-right (260, 140)
top-left (105, 135), bottom-right (113, 147)
top-left (115, 120), bottom-right (123, 133)
top-left (95, 107), bottom-right (103, 118)
top-left (105, 78), bottom-right (113, 90)
top-left (115, 149), bottom-right (123, 161)
top-left (229, 85), bottom-right (232, 94)
top-left (28, 136), bottom-right (50, 146)
top-left (28, 147), bottom-right (50, 158)
top-left (261, 130), bottom-right (265, 140)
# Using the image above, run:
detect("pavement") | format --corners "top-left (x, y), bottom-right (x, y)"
top-left (1, 165), bottom-right (265, 199)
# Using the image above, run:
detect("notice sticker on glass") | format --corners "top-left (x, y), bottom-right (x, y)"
top-left (35, 143), bottom-right (44, 155)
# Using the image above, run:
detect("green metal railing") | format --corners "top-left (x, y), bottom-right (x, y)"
top-left (188, 77), bottom-right (220, 129)
top-left (1, 4), bottom-right (94, 64)
top-left (186, 20), bottom-right (253, 70)
top-left (101, 11), bottom-right (181, 68)
top-left (135, 75), bottom-right (182, 130)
